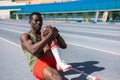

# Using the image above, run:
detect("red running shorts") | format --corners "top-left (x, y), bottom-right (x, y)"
top-left (33, 55), bottom-right (56, 80)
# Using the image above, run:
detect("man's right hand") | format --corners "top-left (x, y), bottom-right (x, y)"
top-left (41, 25), bottom-right (54, 40)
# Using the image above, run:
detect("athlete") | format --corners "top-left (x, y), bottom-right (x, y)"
top-left (20, 12), bottom-right (72, 80)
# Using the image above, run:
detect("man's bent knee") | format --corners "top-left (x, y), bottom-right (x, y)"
top-left (43, 66), bottom-right (63, 80)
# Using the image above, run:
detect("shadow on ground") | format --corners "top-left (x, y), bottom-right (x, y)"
top-left (59, 61), bottom-right (105, 80)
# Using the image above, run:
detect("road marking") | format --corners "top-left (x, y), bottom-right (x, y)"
top-left (59, 27), bottom-right (120, 36)
top-left (0, 37), bottom-right (21, 48)
top-left (0, 28), bottom-right (120, 56)
top-left (1, 27), bottom-right (119, 43)
top-left (61, 33), bottom-right (120, 43)
top-left (0, 27), bottom-right (23, 34)
top-left (0, 36), bottom-right (120, 56)
top-left (67, 42), bottom-right (120, 56)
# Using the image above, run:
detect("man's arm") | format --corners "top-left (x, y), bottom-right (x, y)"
top-left (55, 34), bottom-right (67, 49)
top-left (53, 27), bottom-right (67, 49)
top-left (20, 33), bottom-right (51, 55)
top-left (20, 27), bottom-right (54, 55)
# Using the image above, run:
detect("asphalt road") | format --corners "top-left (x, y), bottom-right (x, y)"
top-left (0, 19), bottom-right (120, 80)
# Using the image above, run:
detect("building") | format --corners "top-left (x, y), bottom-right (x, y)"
top-left (0, 0), bottom-right (26, 19)
top-left (0, 1), bottom-right (15, 19)
top-left (0, 0), bottom-right (71, 19)
top-left (0, 0), bottom-right (120, 22)
top-left (15, 0), bottom-right (70, 4)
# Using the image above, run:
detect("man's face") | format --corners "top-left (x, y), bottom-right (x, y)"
top-left (29, 14), bottom-right (43, 31)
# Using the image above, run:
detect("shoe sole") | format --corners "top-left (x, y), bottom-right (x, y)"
top-left (57, 66), bottom-right (72, 72)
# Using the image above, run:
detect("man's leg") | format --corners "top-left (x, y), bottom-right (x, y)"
top-left (50, 40), bottom-right (72, 72)
top-left (42, 44), bottom-right (63, 80)
top-left (33, 55), bottom-right (62, 80)
top-left (43, 66), bottom-right (63, 80)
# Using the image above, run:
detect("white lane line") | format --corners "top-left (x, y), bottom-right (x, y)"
top-left (60, 33), bottom-right (120, 43)
top-left (0, 36), bottom-right (120, 56)
top-left (67, 42), bottom-right (120, 56)
top-left (1, 27), bottom-right (119, 43)
top-left (58, 27), bottom-right (120, 36)
top-left (0, 23), bottom-right (28, 30)
top-left (1, 27), bottom-right (120, 56)
top-left (0, 37), bottom-right (21, 48)
top-left (0, 27), bottom-right (23, 34)
top-left (1, 24), bottom-right (120, 37)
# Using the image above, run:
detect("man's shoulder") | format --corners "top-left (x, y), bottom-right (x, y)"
top-left (20, 33), bottom-right (30, 40)
top-left (20, 33), bottom-right (28, 37)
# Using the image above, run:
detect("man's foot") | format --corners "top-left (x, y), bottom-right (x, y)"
top-left (87, 75), bottom-right (100, 80)
top-left (57, 60), bottom-right (72, 72)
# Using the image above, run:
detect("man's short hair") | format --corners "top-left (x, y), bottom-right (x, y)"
top-left (29, 12), bottom-right (41, 20)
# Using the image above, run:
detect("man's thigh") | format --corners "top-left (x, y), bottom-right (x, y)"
top-left (33, 55), bottom-right (57, 80)
top-left (43, 66), bottom-right (62, 80)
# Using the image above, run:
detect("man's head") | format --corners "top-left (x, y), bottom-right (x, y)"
top-left (29, 12), bottom-right (43, 31)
